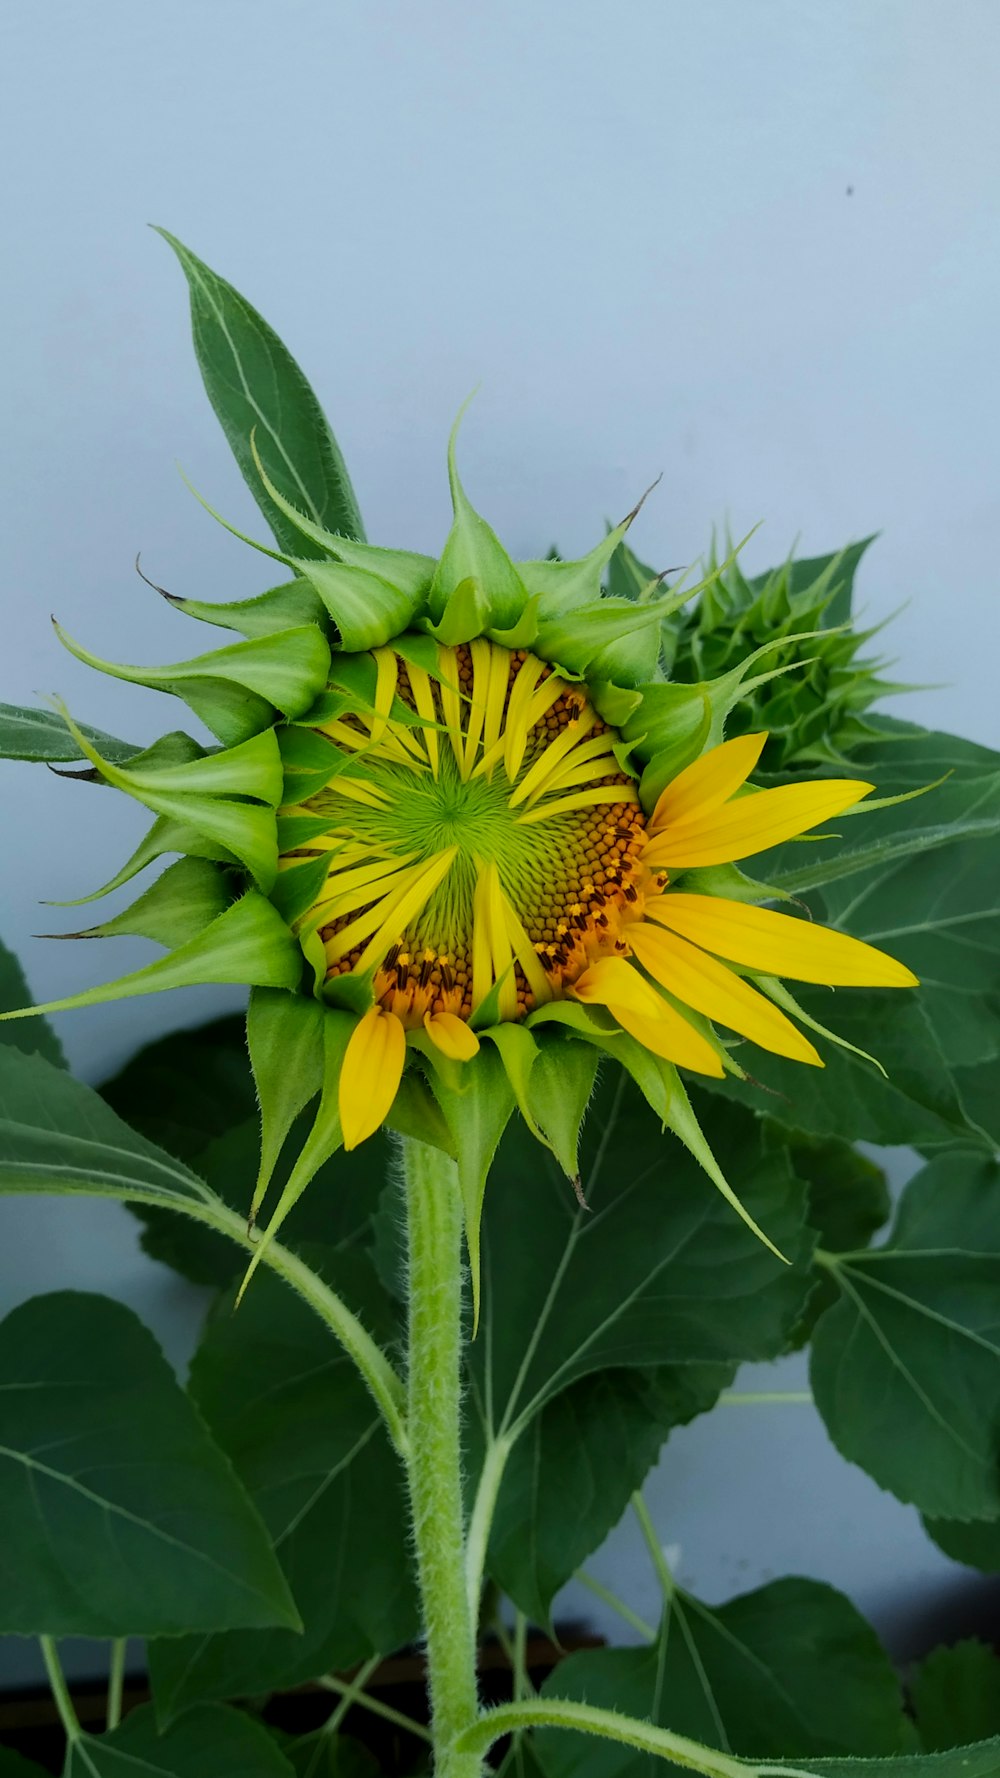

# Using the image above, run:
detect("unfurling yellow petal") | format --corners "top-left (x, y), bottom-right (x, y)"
top-left (424, 1011), bottom-right (481, 1061)
top-left (339, 1007), bottom-right (407, 1149)
top-left (645, 894), bottom-right (920, 988)
top-left (649, 732), bottom-right (768, 831)
top-left (569, 957), bottom-right (724, 1076)
top-left (627, 921), bottom-right (823, 1066)
top-left (642, 779), bottom-right (874, 869)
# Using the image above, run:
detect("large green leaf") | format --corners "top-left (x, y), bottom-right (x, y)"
top-left (64, 1702), bottom-right (294, 1777)
top-left (158, 231), bottom-right (365, 552)
top-left (0, 702), bottom-right (137, 764)
top-left (534, 1577), bottom-right (906, 1774)
top-left (810, 1153), bottom-right (1000, 1520)
top-left (101, 1017), bottom-right (393, 1286)
top-left (471, 1075), bottom-right (813, 1445)
top-left (0, 1291), bottom-right (297, 1636)
top-left (148, 1258), bottom-right (417, 1718)
top-left (775, 1748), bottom-right (1000, 1777)
top-left (923, 1516), bottom-right (1000, 1573)
top-left (484, 1363), bottom-right (732, 1627)
top-left (912, 1643), bottom-right (1000, 1753)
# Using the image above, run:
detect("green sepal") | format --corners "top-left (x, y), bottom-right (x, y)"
top-left (293, 559), bottom-right (421, 651)
top-left (589, 679), bottom-right (645, 729)
top-left (487, 594), bottom-right (542, 650)
top-left (386, 1065), bottom-right (457, 1154)
top-left (166, 577), bottom-right (327, 639)
top-left (526, 999), bottom-right (675, 1124)
top-left (484, 1022), bottom-right (541, 1134)
top-left (278, 724), bottom-right (342, 802)
top-left (275, 811), bottom-right (342, 851)
top-left (521, 1029), bottom-right (598, 1178)
top-left (321, 970), bottom-right (376, 1015)
top-left (676, 862), bottom-right (794, 905)
top-left (246, 987), bottom-right (326, 1225)
top-left (629, 646), bottom-right (807, 805)
top-left (52, 702), bottom-right (280, 891)
top-left (516, 499), bottom-right (650, 619)
top-left (48, 812), bottom-right (241, 909)
top-left (393, 629), bottom-right (448, 679)
top-left (237, 1004), bottom-right (355, 1302)
top-left (44, 857), bottom-right (233, 948)
top-left (50, 728), bottom-right (207, 787)
top-left (666, 1074), bottom-right (789, 1261)
top-left (0, 892), bottom-right (301, 1028)
top-left (428, 1042), bottom-right (516, 1332)
top-left (300, 925), bottom-right (328, 997)
top-left (300, 535), bottom-right (436, 604)
top-left (468, 965), bottom-right (517, 1033)
top-left (53, 618), bottom-right (330, 744)
top-left (156, 229), bottom-right (367, 550)
top-left (605, 535), bottom-right (660, 604)
top-left (534, 592), bottom-right (681, 686)
top-left (487, 1020), bottom-right (598, 1178)
top-left (427, 416), bottom-right (529, 632)
top-left (424, 575), bottom-right (493, 647)
top-left (759, 976), bottom-right (887, 1076)
top-left (268, 850), bottom-right (335, 926)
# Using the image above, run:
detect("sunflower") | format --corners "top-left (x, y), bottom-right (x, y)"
top-left (3, 430), bottom-right (917, 1286)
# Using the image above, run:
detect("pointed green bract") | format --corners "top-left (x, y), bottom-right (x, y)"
top-left (167, 576), bottom-right (327, 639)
top-left (156, 229), bottom-right (367, 549)
top-left (430, 1043), bottom-right (516, 1331)
top-left (49, 856), bottom-right (233, 948)
top-left (237, 1005), bottom-right (354, 1301)
top-left (428, 416), bottom-right (528, 632)
top-left (0, 894), bottom-right (301, 1026)
top-left (54, 618), bottom-right (330, 742)
top-left (246, 987), bottom-right (326, 1225)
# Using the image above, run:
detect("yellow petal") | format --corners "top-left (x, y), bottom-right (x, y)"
top-left (649, 732), bottom-right (767, 831)
top-left (613, 1005), bottom-right (725, 1077)
top-left (645, 894), bottom-right (919, 988)
top-left (627, 921), bottom-right (823, 1066)
top-left (424, 1011), bottom-right (480, 1061)
top-left (570, 956), bottom-right (670, 1020)
top-left (339, 1008), bottom-right (406, 1149)
top-left (642, 779), bottom-right (874, 869)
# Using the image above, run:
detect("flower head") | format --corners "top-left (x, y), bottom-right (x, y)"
top-left (4, 419), bottom-right (918, 1304)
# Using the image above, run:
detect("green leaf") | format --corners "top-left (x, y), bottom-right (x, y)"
top-left (101, 1012), bottom-right (254, 1159)
top-left (0, 935), bottom-right (65, 1069)
top-left (535, 1577), bottom-right (905, 1773)
top-left (810, 1152), bottom-right (1000, 1520)
top-left (923, 1516), bottom-right (1000, 1573)
top-left (774, 1128), bottom-right (889, 1339)
top-left (0, 1291), bottom-right (297, 1636)
top-left (471, 1073), bottom-right (812, 1446)
top-left (0, 701), bottom-right (138, 763)
top-left (912, 1643), bottom-right (1000, 1753)
top-left (148, 1259), bottom-right (417, 1717)
top-left (484, 1363), bottom-right (732, 1625)
top-left (65, 1702), bottom-right (295, 1777)
top-left (157, 230), bottom-right (366, 550)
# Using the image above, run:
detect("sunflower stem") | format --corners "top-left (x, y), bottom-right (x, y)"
top-left (401, 1135), bottom-right (482, 1777)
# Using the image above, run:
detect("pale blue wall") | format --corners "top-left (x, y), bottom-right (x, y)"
top-left (2, 0), bottom-right (999, 1682)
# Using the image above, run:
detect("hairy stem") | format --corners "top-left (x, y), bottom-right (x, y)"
top-left (39, 1637), bottom-right (80, 1747)
top-left (402, 1136), bottom-right (482, 1777)
top-left (453, 1699), bottom-right (820, 1777)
